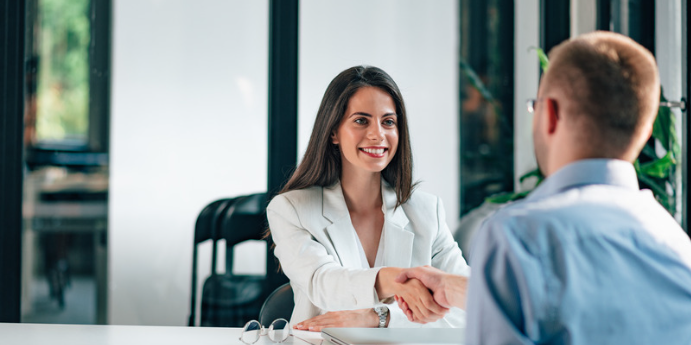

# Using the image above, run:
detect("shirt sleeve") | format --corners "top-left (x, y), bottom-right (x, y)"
top-left (465, 216), bottom-right (537, 345)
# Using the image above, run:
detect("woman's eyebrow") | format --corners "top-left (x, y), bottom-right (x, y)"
top-left (348, 112), bottom-right (397, 118)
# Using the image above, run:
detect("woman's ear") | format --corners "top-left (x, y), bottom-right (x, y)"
top-left (331, 131), bottom-right (339, 145)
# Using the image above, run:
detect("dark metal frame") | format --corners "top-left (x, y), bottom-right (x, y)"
top-left (266, 0), bottom-right (298, 297)
top-left (0, 0), bottom-right (26, 323)
top-left (597, 0), bottom-right (612, 30)
top-left (540, 0), bottom-right (571, 54)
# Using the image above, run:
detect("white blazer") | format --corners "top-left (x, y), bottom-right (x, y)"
top-left (266, 180), bottom-right (471, 328)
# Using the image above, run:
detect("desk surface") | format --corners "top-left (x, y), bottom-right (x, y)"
top-left (0, 323), bottom-right (323, 345)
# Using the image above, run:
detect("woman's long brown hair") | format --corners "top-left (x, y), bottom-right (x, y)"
top-left (265, 66), bottom-right (416, 255)
top-left (279, 65), bottom-right (415, 205)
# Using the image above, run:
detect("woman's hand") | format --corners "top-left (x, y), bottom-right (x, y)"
top-left (393, 278), bottom-right (449, 323)
top-left (293, 308), bottom-right (381, 332)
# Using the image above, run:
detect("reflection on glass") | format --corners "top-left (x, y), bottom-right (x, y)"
top-left (35, 0), bottom-right (91, 145)
top-left (458, 0), bottom-right (515, 216)
top-left (22, 0), bottom-right (107, 325)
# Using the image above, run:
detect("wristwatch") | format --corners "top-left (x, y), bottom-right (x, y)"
top-left (373, 306), bottom-right (389, 328)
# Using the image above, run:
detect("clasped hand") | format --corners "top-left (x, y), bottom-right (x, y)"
top-left (394, 265), bottom-right (467, 323)
top-left (294, 268), bottom-right (450, 331)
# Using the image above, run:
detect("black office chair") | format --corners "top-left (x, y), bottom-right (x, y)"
top-left (259, 283), bottom-right (294, 326)
top-left (188, 197), bottom-right (238, 326)
top-left (189, 193), bottom-right (271, 327)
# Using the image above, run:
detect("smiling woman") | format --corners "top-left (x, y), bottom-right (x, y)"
top-left (265, 66), bottom-right (471, 332)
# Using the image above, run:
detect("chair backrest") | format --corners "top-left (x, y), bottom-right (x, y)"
top-left (188, 193), bottom-right (269, 327)
top-left (219, 193), bottom-right (268, 275)
top-left (259, 283), bottom-right (294, 326)
top-left (193, 198), bottom-right (236, 244)
top-left (188, 197), bottom-right (237, 326)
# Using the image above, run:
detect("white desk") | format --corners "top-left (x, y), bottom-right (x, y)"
top-left (0, 323), bottom-right (324, 345)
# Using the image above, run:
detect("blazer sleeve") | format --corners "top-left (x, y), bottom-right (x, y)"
top-left (431, 196), bottom-right (471, 277)
top-left (388, 196), bottom-right (470, 328)
top-left (267, 194), bottom-right (381, 311)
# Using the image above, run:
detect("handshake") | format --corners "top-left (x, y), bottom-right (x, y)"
top-left (391, 266), bottom-right (468, 324)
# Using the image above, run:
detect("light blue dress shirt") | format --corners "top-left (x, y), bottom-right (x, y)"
top-left (466, 159), bottom-right (691, 345)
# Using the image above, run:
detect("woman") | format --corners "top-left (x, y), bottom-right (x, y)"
top-left (266, 66), bottom-right (470, 330)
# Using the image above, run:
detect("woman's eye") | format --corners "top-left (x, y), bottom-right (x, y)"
top-left (383, 119), bottom-right (396, 126)
top-left (354, 118), bottom-right (367, 125)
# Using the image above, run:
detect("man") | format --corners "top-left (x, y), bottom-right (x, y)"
top-left (396, 31), bottom-right (691, 344)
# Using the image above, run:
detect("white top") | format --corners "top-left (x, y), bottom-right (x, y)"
top-left (354, 224), bottom-right (385, 269)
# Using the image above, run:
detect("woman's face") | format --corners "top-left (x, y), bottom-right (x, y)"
top-left (331, 86), bottom-right (399, 176)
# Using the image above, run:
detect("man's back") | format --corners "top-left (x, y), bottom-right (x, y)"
top-left (466, 160), bottom-right (691, 345)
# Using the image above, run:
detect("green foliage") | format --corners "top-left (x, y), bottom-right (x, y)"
top-left (35, 0), bottom-right (91, 142)
top-left (534, 47), bottom-right (550, 73)
top-left (459, 58), bottom-right (498, 105)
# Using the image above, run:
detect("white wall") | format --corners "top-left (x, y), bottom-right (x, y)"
top-left (109, 0), bottom-right (268, 325)
top-left (513, 0), bottom-right (541, 189)
top-left (299, 0), bottom-right (460, 228)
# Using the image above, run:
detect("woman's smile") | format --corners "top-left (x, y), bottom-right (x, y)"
top-left (359, 146), bottom-right (389, 158)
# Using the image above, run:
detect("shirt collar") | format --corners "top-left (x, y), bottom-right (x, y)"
top-left (527, 159), bottom-right (640, 201)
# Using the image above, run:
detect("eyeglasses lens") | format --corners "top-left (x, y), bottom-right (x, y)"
top-left (268, 318), bottom-right (290, 343)
top-left (241, 320), bottom-right (262, 344)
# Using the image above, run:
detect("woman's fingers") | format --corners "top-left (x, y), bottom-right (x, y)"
top-left (399, 279), bottom-right (449, 323)
top-left (293, 308), bottom-right (376, 331)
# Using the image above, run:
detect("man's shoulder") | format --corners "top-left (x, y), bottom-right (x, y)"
top-left (483, 184), bottom-right (684, 251)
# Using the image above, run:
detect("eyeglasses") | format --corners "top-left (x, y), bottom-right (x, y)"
top-left (526, 98), bottom-right (540, 113)
top-left (239, 318), bottom-right (291, 344)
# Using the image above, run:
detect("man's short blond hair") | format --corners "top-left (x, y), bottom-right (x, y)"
top-left (543, 31), bottom-right (660, 153)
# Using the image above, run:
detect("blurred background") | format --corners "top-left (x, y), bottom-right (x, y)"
top-left (1, 0), bottom-right (687, 327)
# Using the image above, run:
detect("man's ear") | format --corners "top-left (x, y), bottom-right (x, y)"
top-left (546, 98), bottom-right (559, 134)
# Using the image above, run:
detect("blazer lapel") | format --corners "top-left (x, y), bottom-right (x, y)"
top-left (381, 182), bottom-right (414, 268)
top-left (322, 182), bottom-right (361, 268)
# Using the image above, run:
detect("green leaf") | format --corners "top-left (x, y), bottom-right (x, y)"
top-left (459, 57), bottom-right (495, 102)
top-left (653, 89), bottom-right (672, 151)
top-left (530, 47), bottom-right (550, 73)
top-left (486, 190), bottom-right (532, 204)
top-left (519, 168), bottom-right (544, 185)
top-left (640, 151), bottom-right (675, 178)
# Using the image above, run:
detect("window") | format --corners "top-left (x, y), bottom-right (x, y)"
top-left (458, 0), bottom-right (515, 216)
top-left (33, 0), bottom-right (91, 147)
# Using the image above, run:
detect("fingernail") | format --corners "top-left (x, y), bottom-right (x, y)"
top-left (309, 326), bottom-right (314, 330)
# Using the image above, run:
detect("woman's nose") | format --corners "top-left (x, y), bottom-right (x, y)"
top-left (367, 123), bottom-right (385, 141)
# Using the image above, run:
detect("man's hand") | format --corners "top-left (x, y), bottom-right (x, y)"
top-left (394, 266), bottom-right (468, 322)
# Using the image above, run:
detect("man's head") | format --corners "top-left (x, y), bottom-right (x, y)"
top-left (533, 31), bottom-right (660, 176)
